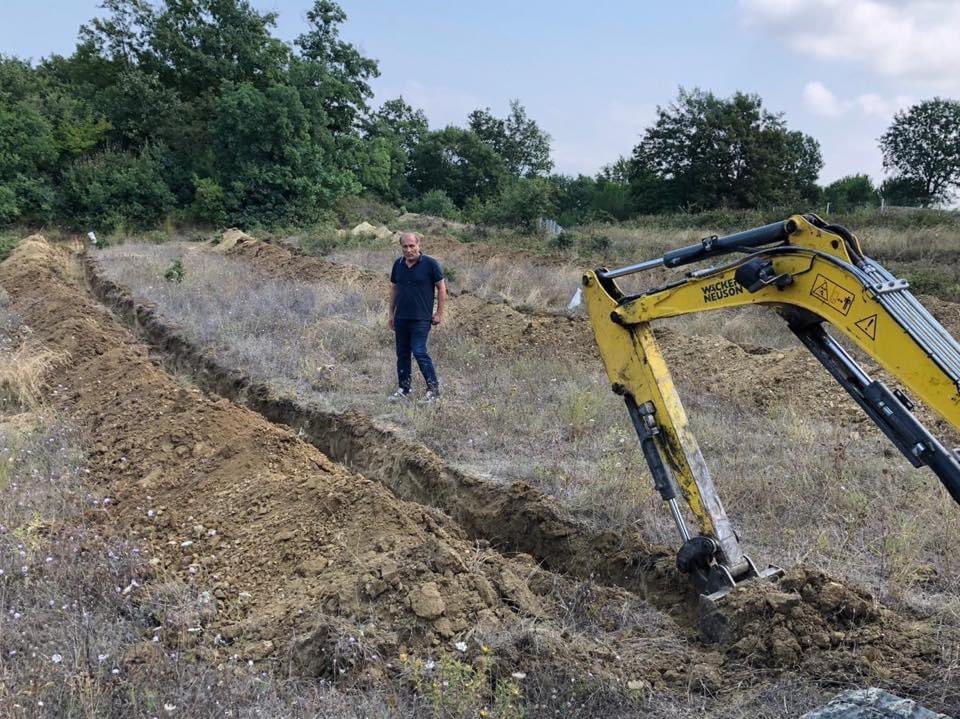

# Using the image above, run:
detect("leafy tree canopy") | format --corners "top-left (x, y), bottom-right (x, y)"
top-left (880, 98), bottom-right (960, 206)
top-left (628, 87), bottom-right (823, 211)
top-left (468, 100), bottom-right (553, 177)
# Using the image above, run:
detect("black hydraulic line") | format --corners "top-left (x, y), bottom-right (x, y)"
top-left (662, 220), bottom-right (792, 269)
top-left (790, 321), bottom-right (960, 506)
top-left (624, 395), bottom-right (677, 501)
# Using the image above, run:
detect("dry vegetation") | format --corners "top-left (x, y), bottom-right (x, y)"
top-left (8, 216), bottom-right (960, 716)
top-left (95, 236), bottom-right (960, 613)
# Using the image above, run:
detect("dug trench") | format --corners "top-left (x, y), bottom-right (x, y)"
top-left (7, 237), bottom-right (724, 700)
top-left (61, 233), bottom-right (960, 711)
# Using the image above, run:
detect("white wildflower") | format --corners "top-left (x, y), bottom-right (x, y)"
top-left (511, 672), bottom-right (527, 680)
top-left (164, 703), bottom-right (177, 713)
top-left (454, 641), bottom-right (467, 652)
top-left (51, 653), bottom-right (63, 664)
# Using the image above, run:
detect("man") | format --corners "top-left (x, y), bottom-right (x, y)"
top-left (388, 232), bottom-right (446, 402)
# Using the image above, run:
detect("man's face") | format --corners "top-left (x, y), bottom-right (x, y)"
top-left (401, 235), bottom-right (421, 262)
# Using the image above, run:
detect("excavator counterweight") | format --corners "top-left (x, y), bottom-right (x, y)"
top-left (583, 214), bottom-right (960, 625)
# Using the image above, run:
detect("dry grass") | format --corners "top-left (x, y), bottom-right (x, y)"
top-left (0, 342), bottom-right (69, 411)
top-left (95, 242), bottom-right (960, 611)
top-left (328, 243), bottom-right (586, 314)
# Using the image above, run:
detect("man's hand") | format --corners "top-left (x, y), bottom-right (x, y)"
top-left (432, 312), bottom-right (442, 326)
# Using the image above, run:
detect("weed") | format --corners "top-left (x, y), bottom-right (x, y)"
top-left (164, 258), bottom-right (184, 283)
top-left (399, 649), bottom-right (523, 719)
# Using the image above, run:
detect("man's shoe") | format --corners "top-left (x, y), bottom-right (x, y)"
top-left (388, 388), bottom-right (411, 401)
top-left (418, 389), bottom-right (440, 404)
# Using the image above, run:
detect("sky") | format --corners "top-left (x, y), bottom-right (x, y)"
top-left (3, 0), bottom-right (959, 185)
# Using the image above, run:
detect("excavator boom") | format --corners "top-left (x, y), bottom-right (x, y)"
top-left (583, 214), bottom-right (960, 607)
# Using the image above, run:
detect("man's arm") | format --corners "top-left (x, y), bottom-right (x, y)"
top-left (389, 283), bottom-right (398, 330)
top-left (433, 279), bottom-right (447, 325)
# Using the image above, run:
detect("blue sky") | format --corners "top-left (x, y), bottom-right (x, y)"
top-left (3, 1), bottom-right (958, 184)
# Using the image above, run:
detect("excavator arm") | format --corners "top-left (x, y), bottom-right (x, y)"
top-left (583, 214), bottom-right (960, 603)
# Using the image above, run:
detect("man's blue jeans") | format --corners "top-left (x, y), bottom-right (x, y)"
top-left (395, 319), bottom-right (439, 392)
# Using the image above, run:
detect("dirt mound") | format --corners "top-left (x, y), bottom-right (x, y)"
top-left (213, 228), bottom-right (255, 253)
top-left (706, 566), bottom-right (942, 691)
top-left (351, 221), bottom-right (397, 242)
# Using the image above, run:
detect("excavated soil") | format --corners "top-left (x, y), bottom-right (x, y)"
top-left (4, 235), bottom-right (958, 713)
top-left (1, 239), bottom-right (687, 681)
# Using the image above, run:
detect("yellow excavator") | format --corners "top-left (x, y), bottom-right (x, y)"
top-left (583, 214), bottom-right (960, 614)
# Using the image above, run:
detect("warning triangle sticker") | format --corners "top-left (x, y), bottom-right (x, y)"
top-left (812, 280), bottom-right (829, 301)
top-left (855, 314), bottom-right (878, 340)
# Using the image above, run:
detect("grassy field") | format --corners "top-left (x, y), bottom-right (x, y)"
top-left (95, 239), bottom-right (960, 616)
top-left (6, 212), bottom-right (960, 716)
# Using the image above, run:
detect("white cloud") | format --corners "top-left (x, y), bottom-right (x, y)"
top-left (855, 93), bottom-right (890, 116)
top-left (803, 81), bottom-right (847, 116)
top-left (740, 0), bottom-right (960, 92)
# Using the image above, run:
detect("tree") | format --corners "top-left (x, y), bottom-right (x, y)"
top-left (34, 0), bottom-right (378, 226)
top-left (823, 174), bottom-right (877, 212)
top-left (408, 127), bottom-right (507, 206)
top-left (366, 97), bottom-right (428, 156)
top-left (468, 100), bottom-right (553, 177)
top-left (880, 98), bottom-right (960, 206)
top-left (209, 81), bottom-right (358, 225)
top-left (361, 97), bottom-right (429, 201)
top-left (879, 176), bottom-right (928, 207)
top-left (478, 177), bottom-right (556, 232)
top-left (629, 87), bottom-right (823, 210)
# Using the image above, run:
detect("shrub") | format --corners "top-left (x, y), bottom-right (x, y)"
top-left (300, 226), bottom-right (341, 256)
top-left (410, 189), bottom-right (460, 220)
top-left (334, 194), bottom-right (401, 228)
top-left (164, 259), bottom-right (184, 283)
top-left (479, 177), bottom-right (556, 233)
top-left (59, 146), bottom-right (175, 231)
top-left (191, 177), bottom-right (228, 226)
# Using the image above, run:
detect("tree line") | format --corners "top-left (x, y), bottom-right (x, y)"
top-left (1, 0), bottom-right (959, 232)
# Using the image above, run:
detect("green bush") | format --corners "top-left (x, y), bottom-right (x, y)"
top-left (479, 177), bottom-right (556, 233)
top-left (164, 258), bottom-right (184, 283)
top-left (59, 146), bottom-right (175, 231)
top-left (0, 232), bottom-right (21, 262)
top-left (191, 177), bottom-right (228, 226)
top-left (410, 189), bottom-right (459, 220)
top-left (580, 233), bottom-right (611, 253)
top-left (300, 226), bottom-right (341, 256)
top-left (333, 194), bottom-right (400, 228)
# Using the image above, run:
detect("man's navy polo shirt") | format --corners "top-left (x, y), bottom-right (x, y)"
top-left (390, 254), bottom-right (444, 321)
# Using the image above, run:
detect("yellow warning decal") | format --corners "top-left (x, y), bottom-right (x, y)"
top-left (855, 314), bottom-right (878, 340)
top-left (810, 273), bottom-right (855, 316)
